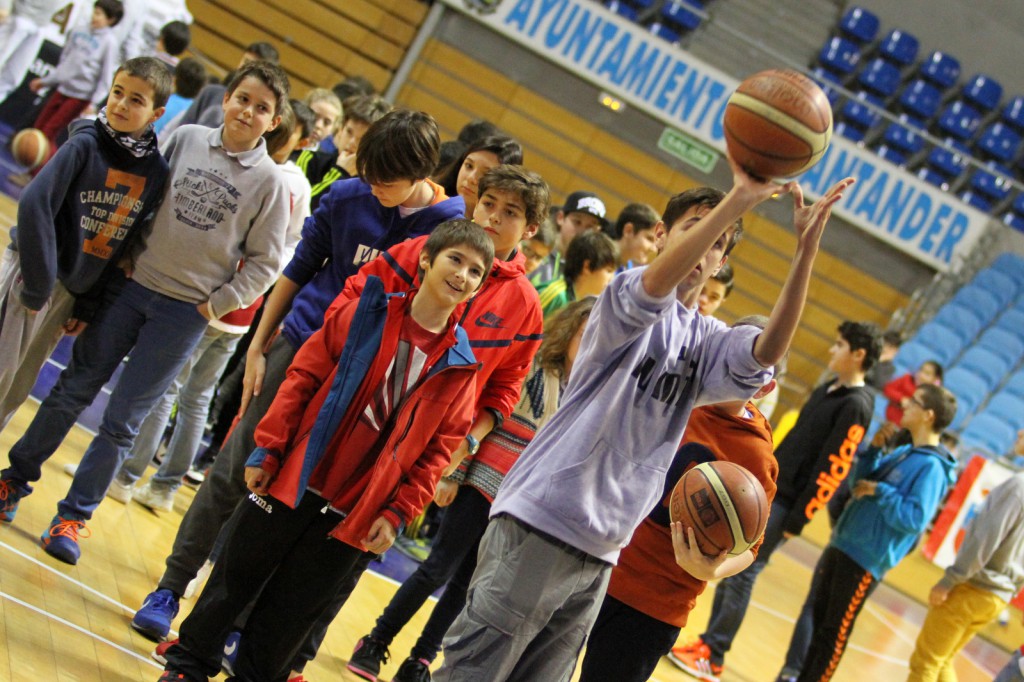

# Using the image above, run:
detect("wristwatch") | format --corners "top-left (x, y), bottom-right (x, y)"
top-left (465, 434), bottom-right (480, 455)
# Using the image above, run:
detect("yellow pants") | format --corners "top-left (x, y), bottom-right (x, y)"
top-left (907, 582), bottom-right (1007, 682)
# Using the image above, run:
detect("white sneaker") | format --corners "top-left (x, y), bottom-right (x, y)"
top-left (183, 467), bottom-right (205, 488)
top-left (106, 477), bottom-right (134, 504)
top-left (63, 463), bottom-right (78, 477)
top-left (132, 481), bottom-right (174, 512)
top-left (184, 559), bottom-right (215, 599)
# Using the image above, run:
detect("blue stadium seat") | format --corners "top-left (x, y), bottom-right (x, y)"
top-left (1004, 211), bottom-right (1024, 233)
top-left (959, 191), bottom-right (992, 213)
top-left (968, 163), bottom-right (1015, 208)
top-left (878, 29), bottom-right (920, 67)
top-left (838, 6), bottom-right (880, 44)
top-left (606, 0), bottom-right (639, 21)
top-left (960, 413), bottom-right (1018, 456)
top-left (936, 101), bottom-right (983, 141)
top-left (839, 91), bottom-right (884, 137)
top-left (898, 79), bottom-right (943, 121)
top-left (932, 302), bottom-right (986, 343)
top-left (893, 339), bottom-right (935, 375)
top-left (917, 50), bottom-right (961, 91)
top-left (857, 58), bottom-right (902, 99)
top-left (662, 0), bottom-right (702, 31)
top-left (986, 392), bottom-right (1024, 430)
top-left (818, 36), bottom-right (861, 77)
top-left (961, 74), bottom-right (1004, 114)
top-left (1003, 370), bottom-right (1024, 399)
top-left (994, 308), bottom-right (1024, 334)
top-left (973, 268), bottom-right (1020, 305)
top-left (989, 253), bottom-right (1024, 286)
top-left (1001, 96), bottom-right (1024, 133)
top-left (944, 367), bottom-right (991, 430)
top-left (976, 326), bottom-right (1024, 365)
top-left (949, 284), bottom-right (1002, 322)
top-left (975, 123), bottom-right (1022, 165)
top-left (913, 320), bottom-right (965, 365)
top-left (956, 347), bottom-right (1013, 390)
top-left (918, 140), bottom-right (971, 190)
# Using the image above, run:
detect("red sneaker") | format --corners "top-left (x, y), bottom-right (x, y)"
top-left (152, 638), bottom-right (178, 665)
top-left (668, 638), bottom-right (724, 681)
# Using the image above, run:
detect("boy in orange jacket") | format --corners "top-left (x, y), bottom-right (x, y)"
top-left (159, 220), bottom-right (494, 682)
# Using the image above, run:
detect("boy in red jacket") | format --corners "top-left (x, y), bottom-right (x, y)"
top-left (158, 220), bottom-right (494, 682)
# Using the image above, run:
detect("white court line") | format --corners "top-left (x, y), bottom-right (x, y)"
top-left (863, 600), bottom-right (991, 674)
top-left (0, 590), bottom-right (162, 669)
top-left (0, 539), bottom-right (178, 638)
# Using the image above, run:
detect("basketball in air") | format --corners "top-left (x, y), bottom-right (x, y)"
top-left (669, 460), bottom-right (769, 556)
top-left (723, 69), bottom-right (833, 179)
top-left (10, 128), bottom-right (50, 171)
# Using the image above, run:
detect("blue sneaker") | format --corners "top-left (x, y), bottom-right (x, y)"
top-left (132, 589), bottom-right (180, 641)
top-left (0, 476), bottom-right (31, 523)
top-left (221, 630), bottom-right (240, 675)
top-left (40, 514), bottom-right (89, 564)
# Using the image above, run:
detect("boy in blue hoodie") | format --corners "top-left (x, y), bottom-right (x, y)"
top-left (434, 158), bottom-right (856, 681)
top-left (0, 56), bottom-right (171, 431)
top-left (0, 60), bottom-right (290, 566)
top-left (779, 383), bottom-right (958, 682)
top-left (131, 108), bottom-right (465, 642)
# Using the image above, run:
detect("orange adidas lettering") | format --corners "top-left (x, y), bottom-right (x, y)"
top-left (804, 424), bottom-right (866, 520)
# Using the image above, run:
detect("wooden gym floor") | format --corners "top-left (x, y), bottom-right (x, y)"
top-left (0, 198), bottom-right (1014, 682)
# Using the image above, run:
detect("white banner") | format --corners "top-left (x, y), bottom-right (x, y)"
top-left (441, 0), bottom-right (990, 270)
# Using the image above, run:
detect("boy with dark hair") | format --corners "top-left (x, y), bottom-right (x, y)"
top-left (580, 315), bottom-right (780, 682)
top-left (157, 20), bottom-right (190, 60)
top-left (672, 319), bottom-right (882, 681)
top-left (698, 262), bottom-right (734, 317)
top-left (865, 329), bottom-right (903, 391)
top-left (154, 57), bottom-right (206, 134)
top-left (159, 219), bottom-right (494, 682)
top-left (520, 217), bottom-right (557, 277)
top-left (131, 107), bottom-right (464, 641)
top-left (611, 201), bottom-right (660, 270)
top-left (780, 383), bottom-right (958, 682)
top-left (909, 429), bottom-right (1024, 682)
top-left (332, 73), bottom-right (376, 101)
top-left (294, 93), bottom-right (392, 211)
top-left (434, 161), bottom-right (855, 680)
top-left (244, 41), bottom-right (279, 63)
top-left (0, 56), bottom-right (171, 432)
top-left (536, 229), bottom-right (619, 319)
top-left (24, 0), bottom-right (124, 156)
top-left (0, 59), bottom-right (291, 565)
top-left (528, 190), bottom-right (608, 286)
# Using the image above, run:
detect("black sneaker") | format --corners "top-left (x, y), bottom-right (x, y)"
top-left (347, 635), bottom-right (390, 681)
top-left (392, 657), bottom-right (431, 682)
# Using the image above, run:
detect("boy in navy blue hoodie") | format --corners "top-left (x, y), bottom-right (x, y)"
top-left (779, 383), bottom-right (958, 682)
top-left (131, 108), bottom-right (466, 642)
top-left (0, 56), bottom-right (171, 431)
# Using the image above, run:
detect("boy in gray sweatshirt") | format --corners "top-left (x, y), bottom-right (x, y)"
top-left (0, 60), bottom-right (290, 566)
top-left (434, 158), bottom-right (856, 682)
top-left (908, 429), bottom-right (1024, 682)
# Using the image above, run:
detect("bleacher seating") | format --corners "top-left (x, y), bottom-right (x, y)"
top-left (916, 50), bottom-right (961, 91)
top-left (961, 74), bottom-right (1004, 114)
top-left (959, 413), bottom-right (1019, 456)
top-left (877, 28), bottom-right (920, 68)
top-left (976, 326), bottom-right (1024, 364)
top-left (955, 346), bottom-right (1013, 391)
top-left (944, 367), bottom-right (990, 431)
top-left (837, 5), bottom-right (880, 44)
top-left (986, 392), bottom-right (1024, 430)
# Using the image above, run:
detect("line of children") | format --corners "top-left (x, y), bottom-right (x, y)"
top-left (535, 228), bottom-right (618, 320)
top-left (433, 134), bottom-right (523, 218)
top-left (527, 189), bottom-right (608, 286)
top-left (0, 59), bottom-right (291, 565)
top-left (434, 165), bottom-right (855, 680)
top-left (0, 56), bottom-right (172, 432)
top-left (158, 219), bottom-right (495, 681)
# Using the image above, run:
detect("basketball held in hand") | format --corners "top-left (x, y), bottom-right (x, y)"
top-left (669, 460), bottom-right (769, 557)
top-left (723, 69), bottom-right (833, 179)
top-left (10, 128), bottom-right (50, 171)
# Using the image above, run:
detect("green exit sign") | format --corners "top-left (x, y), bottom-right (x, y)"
top-left (657, 128), bottom-right (719, 173)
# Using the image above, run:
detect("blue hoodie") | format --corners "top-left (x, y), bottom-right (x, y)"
top-left (280, 178), bottom-right (465, 348)
top-left (11, 117), bottom-right (169, 311)
top-left (831, 442), bottom-right (957, 579)
top-left (491, 267), bottom-right (773, 563)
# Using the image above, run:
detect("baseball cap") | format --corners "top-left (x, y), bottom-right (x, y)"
top-left (562, 191), bottom-right (608, 226)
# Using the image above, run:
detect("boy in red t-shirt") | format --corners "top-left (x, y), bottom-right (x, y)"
top-left (159, 220), bottom-right (493, 682)
top-left (577, 316), bottom-right (781, 682)
top-left (883, 360), bottom-right (943, 424)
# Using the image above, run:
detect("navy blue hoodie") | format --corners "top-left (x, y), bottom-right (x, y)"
top-left (11, 117), bottom-right (169, 312)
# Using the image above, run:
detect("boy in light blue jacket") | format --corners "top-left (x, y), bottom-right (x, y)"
top-left (435, 158), bottom-right (856, 682)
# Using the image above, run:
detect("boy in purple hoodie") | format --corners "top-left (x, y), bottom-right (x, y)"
top-left (434, 159), bottom-right (856, 682)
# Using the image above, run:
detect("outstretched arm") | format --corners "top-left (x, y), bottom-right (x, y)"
top-left (754, 178), bottom-right (855, 367)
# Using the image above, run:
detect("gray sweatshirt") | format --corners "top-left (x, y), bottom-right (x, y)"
top-left (38, 24), bottom-right (119, 104)
top-left (939, 472), bottom-right (1024, 603)
top-left (491, 267), bottom-right (773, 563)
top-left (131, 125), bottom-right (288, 319)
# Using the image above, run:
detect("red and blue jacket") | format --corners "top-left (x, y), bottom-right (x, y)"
top-left (247, 276), bottom-right (479, 548)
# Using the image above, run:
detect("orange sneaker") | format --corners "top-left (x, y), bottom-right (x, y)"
top-left (668, 638), bottom-right (724, 682)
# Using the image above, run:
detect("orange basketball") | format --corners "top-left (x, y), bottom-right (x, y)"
top-left (723, 69), bottom-right (833, 179)
top-left (10, 128), bottom-right (50, 170)
top-left (669, 460), bottom-right (769, 557)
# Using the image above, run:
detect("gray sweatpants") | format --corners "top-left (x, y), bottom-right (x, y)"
top-left (0, 247), bottom-right (76, 431)
top-left (435, 515), bottom-right (611, 682)
top-left (157, 333), bottom-right (298, 595)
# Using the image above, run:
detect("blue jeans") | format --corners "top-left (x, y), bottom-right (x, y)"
top-left (118, 325), bottom-right (242, 491)
top-left (995, 649), bottom-right (1024, 682)
top-left (3, 280), bottom-right (209, 519)
top-left (701, 500), bottom-right (791, 666)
